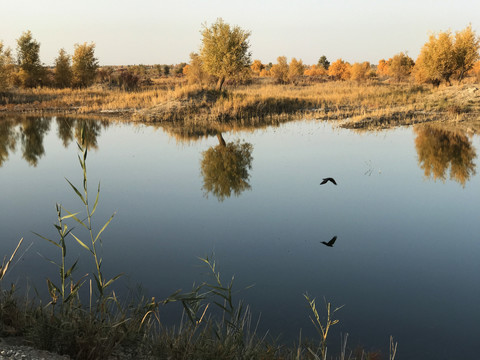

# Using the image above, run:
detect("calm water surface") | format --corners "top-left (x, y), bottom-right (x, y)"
top-left (1, 116), bottom-right (479, 359)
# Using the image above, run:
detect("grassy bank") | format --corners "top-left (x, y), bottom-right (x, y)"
top-left (1, 79), bottom-right (479, 134)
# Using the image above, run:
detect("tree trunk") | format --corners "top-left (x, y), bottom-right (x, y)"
top-left (216, 76), bottom-right (225, 92)
top-left (216, 132), bottom-right (226, 147)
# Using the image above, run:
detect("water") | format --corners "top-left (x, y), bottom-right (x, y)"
top-left (1, 116), bottom-right (479, 359)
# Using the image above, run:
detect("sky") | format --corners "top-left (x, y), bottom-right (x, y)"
top-left (1, 0), bottom-right (479, 66)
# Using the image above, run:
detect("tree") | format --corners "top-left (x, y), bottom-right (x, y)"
top-left (471, 60), bottom-right (480, 82)
top-left (72, 42), bottom-right (98, 87)
top-left (270, 56), bottom-right (289, 83)
top-left (328, 59), bottom-right (351, 80)
top-left (0, 42), bottom-right (14, 92)
top-left (16, 30), bottom-right (44, 88)
top-left (453, 25), bottom-right (480, 81)
top-left (251, 59), bottom-right (264, 75)
top-left (414, 31), bottom-right (455, 85)
top-left (54, 48), bottom-right (72, 88)
top-left (318, 55), bottom-right (330, 70)
top-left (288, 58), bottom-right (305, 83)
top-left (304, 65), bottom-right (327, 77)
top-left (199, 18), bottom-right (251, 91)
top-left (163, 65), bottom-right (170, 76)
top-left (377, 59), bottom-right (390, 77)
top-left (201, 133), bottom-right (253, 201)
top-left (350, 62), bottom-right (372, 83)
top-left (388, 52), bottom-right (414, 82)
top-left (413, 26), bottom-right (479, 85)
top-left (185, 52), bottom-right (210, 85)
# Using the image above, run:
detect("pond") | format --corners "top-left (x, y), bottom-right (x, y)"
top-left (1, 116), bottom-right (479, 359)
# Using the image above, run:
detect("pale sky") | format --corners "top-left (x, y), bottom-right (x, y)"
top-left (1, 0), bottom-right (479, 66)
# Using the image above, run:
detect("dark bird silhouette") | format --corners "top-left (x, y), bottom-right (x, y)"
top-left (320, 177), bottom-right (337, 185)
top-left (321, 236), bottom-right (337, 247)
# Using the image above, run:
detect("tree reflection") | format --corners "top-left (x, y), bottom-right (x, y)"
top-left (56, 117), bottom-right (76, 147)
top-left (20, 117), bottom-right (50, 166)
top-left (0, 120), bottom-right (17, 166)
top-left (414, 125), bottom-right (477, 186)
top-left (0, 116), bottom-right (108, 168)
top-left (200, 133), bottom-right (253, 201)
top-left (74, 119), bottom-right (106, 150)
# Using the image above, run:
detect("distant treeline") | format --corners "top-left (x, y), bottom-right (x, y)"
top-left (1, 23), bottom-right (479, 93)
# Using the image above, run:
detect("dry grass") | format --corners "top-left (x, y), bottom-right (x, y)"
top-left (1, 79), bottom-right (479, 134)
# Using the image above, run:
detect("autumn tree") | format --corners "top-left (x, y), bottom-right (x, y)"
top-left (16, 30), bottom-right (44, 88)
top-left (288, 58), bottom-right (305, 83)
top-left (414, 31), bottom-right (456, 85)
top-left (270, 56), bottom-right (289, 83)
top-left (54, 48), bottom-right (72, 88)
top-left (471, 60), bottom-right (480, 82)
top-left (350, 62), bottom-right (372, 83)
top-left (377, 59), bottom-right (390, 77)
top-left (304, 65), bottom-right (327, 77)
top-left (453, 25), bottom-right (480, 81)
top-left (199, 18), bottom-right (251, 91)
top-left (185, 52), bottom-right (210, 85)
top-left (328, 59), bottom-right (351, 80)
top-left (318, 55), bottom-right (330, 70)
top-left (72, 42), bottom-right (98, 87)
top-left (0, 42), bottom-right (14, 92)
top-left (251, 59), bottom-right (264, 75)
top-left (388, 52), bottom-right (414, 82)
top-left (414, 26), bottom-right (479, 85)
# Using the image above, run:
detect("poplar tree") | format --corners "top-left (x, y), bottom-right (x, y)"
top-left (72, 42), bottom-right (98, 87)
top-left (16, 30), bottom-right (44, 87)
top-left (199, 18), bottom-right (251, 91)
top-left (54, 48), bottom-right (72, 88)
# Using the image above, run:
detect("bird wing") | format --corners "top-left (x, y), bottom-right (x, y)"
top-left (327, 236), bottom-right (337, 246)
top-left (330, 178), bottom-right (337, 185)
top-left (320, 179), bottom-right (328, 185)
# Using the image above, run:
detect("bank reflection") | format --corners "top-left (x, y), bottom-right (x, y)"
top-left (200, 132), bottom-right (253, 201)
top-left (414, 125), bottom-right (477, 186)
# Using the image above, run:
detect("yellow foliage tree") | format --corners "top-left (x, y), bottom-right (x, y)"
top-left (199, 18), bottom-right (251, 91)
top-left (470, 60), bottom-right (480, 82)
top-left (304, 65), bottom-right (327, 76)
top-left (0, 42), bottom-right (14, 92)
top-left (72, 42), bottom-right (98, 87)
top-left (388, 52), bottom-right (415, 82)
top-left (185, 52), bottom-right (210, 85)
top-left (288, 58), bottom-right (304, 83)
top-left (414, 26), bottom-right (479, 85)
top-left (328, 59), bottom-right (351, 80)
top-left (377, 59), bottom-right (390, 77)
top-left (270, 56), bottom-right (289, 83)
top-left (350, 62), bottom-right (372, 83)
top-left (251, 59), bottom-right (264, 75)
top-left (259, 68), bottom-right (270, 77)
top-left (453, 25), bottom-right (480, 81)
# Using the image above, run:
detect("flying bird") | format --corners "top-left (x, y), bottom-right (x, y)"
top-left (321, 236), bottom-right (337, 247)
top-left (320, 177), bottom-right (337, 185)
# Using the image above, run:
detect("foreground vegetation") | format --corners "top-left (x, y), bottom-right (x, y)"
top-left (0, 133), bottom-right (398, 360)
